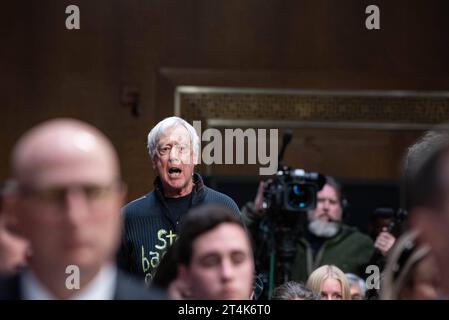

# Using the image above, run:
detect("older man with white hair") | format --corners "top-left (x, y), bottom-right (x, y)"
top-left (118, 116), bottom-right (240, 284)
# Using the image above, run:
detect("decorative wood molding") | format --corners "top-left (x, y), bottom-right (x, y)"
top-left (175, 86), bottom-right (449, 130)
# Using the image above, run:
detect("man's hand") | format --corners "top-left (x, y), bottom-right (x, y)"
top-left (253, 180), bottom-right (272, 214)
top-left (374, 227), bottom-right (396, 256)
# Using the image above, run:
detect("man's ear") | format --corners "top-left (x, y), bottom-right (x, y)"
top-left (410, 207), bottom-right (449, 292)
top-left (118, 182), bottom-right (128, 205)
top-left (177, 264), bottom-right (190, 284)
top-left (2, 193), bottom-right (24, 235)
top-left (171, 265), bottom-right (192, 299)
top-left (410, 207), bottom-right (443, 248)
top-left (410, 207), bottom-right (431, 235)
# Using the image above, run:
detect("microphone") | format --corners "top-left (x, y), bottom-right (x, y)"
top-left (278, 130), bottom-right (293, 164)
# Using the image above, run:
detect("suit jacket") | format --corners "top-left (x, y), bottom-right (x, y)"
top-left (0, 268), bottom-right (167, 300)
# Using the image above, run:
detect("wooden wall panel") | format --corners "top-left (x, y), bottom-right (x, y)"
top-left (2, 0), bottom-right (449, 201)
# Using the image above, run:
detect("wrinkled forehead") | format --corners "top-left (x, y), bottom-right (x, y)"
top-left (157, 124), bottom-right (191, 145)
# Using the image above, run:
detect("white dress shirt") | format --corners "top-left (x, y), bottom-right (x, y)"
top-left (20, 264), bottom-right (118, 300)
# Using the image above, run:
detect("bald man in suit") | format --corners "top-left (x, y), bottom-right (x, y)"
top-left (0, 118), bottom-right (164, 300)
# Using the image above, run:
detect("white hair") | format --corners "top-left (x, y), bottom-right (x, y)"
top-left (147, 116), bottom-right (200, 162)
top-left (345, 273), bottom-right (367, 297)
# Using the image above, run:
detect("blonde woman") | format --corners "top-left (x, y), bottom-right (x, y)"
top-left (306, 265), bottom-right (351, 300)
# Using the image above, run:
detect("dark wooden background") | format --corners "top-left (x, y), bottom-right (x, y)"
top-left (2, 0), bottom-right (449, 208)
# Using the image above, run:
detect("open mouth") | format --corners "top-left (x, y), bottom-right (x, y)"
top-left (168, 167), bottom-right (182, 177)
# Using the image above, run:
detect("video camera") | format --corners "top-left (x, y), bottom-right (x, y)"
top-left (264, 166), bottom-right (326, 213)
top-left (254, 130), bottom-right (326, 299)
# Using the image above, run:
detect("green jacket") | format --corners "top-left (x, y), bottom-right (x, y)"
top-left (291, 224), bottom-right (374, 283)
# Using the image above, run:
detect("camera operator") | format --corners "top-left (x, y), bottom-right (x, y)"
top-left (243, 176), bottom-right (379, 284)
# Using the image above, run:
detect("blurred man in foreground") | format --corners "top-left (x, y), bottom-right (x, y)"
top-left (409, 132), bottom-right (449, 296)
top-left (0, 118), bottom-right (163, 299)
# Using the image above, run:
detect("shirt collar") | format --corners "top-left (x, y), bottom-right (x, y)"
top-left (21, 263), bottom-right (117, 300)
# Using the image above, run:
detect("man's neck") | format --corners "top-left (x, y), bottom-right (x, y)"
top-left (29, 262), bottom-right (104, 299)
top-left (163, 182), bottom-right (194, 198)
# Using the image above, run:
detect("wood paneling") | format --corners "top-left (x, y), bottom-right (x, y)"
top-left (2, 0), bottom-right (449, 200)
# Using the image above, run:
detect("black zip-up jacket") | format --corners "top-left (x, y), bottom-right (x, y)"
top-left (117, 173), bottom-right (240, 284)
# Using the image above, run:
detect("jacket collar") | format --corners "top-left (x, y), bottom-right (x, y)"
top-left (153, 172), bottom-right (205, 198)
top-left (153, 172), bottom-right (206, 230)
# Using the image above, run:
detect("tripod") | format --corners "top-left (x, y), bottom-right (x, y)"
top-left (256, 211), bottom-right (304, 299)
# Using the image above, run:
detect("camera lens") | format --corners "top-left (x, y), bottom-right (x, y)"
top-left (287, 183), bottom-right (314, 210)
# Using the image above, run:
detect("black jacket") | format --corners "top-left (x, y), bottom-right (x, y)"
top-left (117, 173), bottom-right (241, 284)
top-left (0, 269), bottom-right (166, 300)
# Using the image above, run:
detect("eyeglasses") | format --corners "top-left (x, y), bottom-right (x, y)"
top-left (157, 143), bottom-right (191, 157)
top-left (18, 182), bottom-right (123, 208)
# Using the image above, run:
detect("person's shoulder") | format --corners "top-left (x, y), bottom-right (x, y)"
top-left (0, 273), bottom-right (21, 300)
top-left (202, 186), bottom-right (240, 214)
top-left (115, 270), bottom-right (167, 300)
top-left (202, 185), bottom-right (232, 200)
top-left (122, 191), bottom-right (156, 217)
top-left (340, 225), bottom-right (373, 245)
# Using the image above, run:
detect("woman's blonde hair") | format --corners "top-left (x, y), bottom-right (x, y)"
top-left (306, 265), bottom-right (351, 300)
